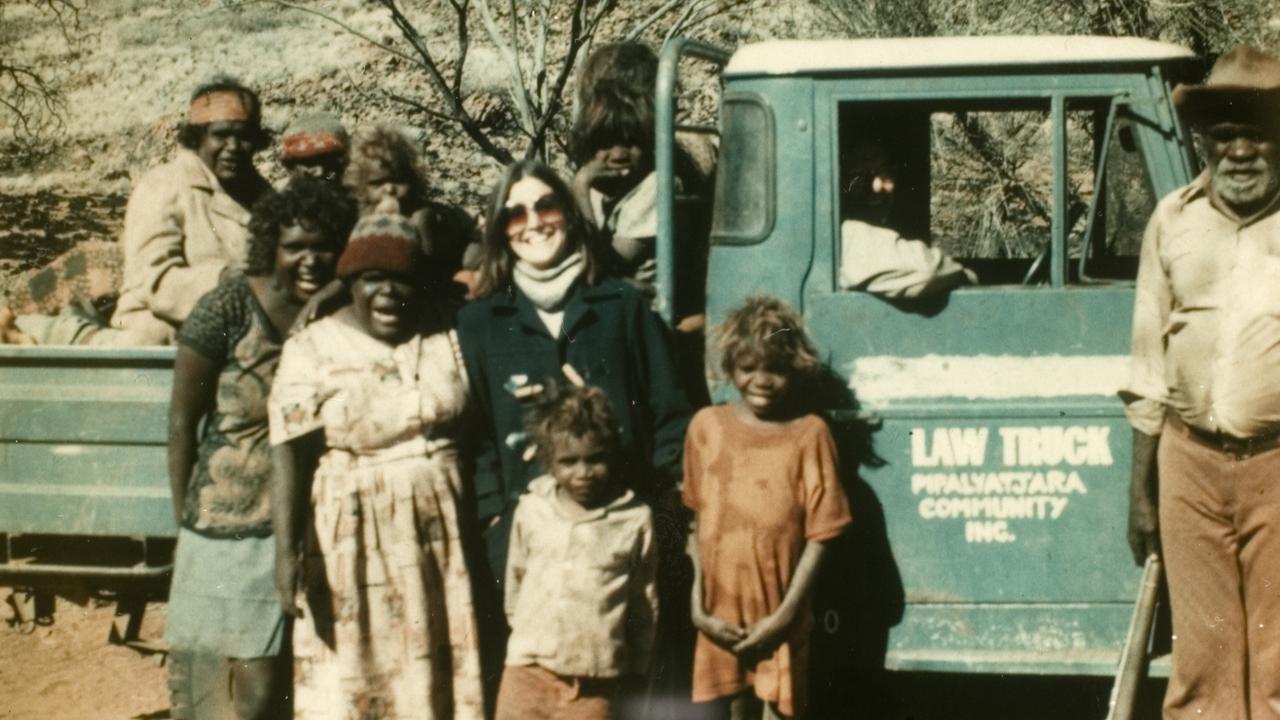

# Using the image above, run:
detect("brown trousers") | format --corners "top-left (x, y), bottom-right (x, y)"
top-left (494, 665), bottom-right (618, 720)
top-left (1159, 425), bottom-right (1280, 720)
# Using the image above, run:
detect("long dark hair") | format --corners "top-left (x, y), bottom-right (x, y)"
top-left (474, 160), bottom-right (608, 298)
top-left (570, 81), bottom-right (656, 165)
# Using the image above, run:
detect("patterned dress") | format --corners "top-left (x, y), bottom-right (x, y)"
top-left (166, 274), bottom-right (285, 658)
top-left (268, 310), bottom-right (485, 720)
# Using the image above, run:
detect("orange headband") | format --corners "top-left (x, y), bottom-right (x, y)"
top-left (188, 90), bottom-right (251, 125)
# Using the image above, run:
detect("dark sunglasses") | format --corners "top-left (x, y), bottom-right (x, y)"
top-left (502, 193), bottom-right (566, 239)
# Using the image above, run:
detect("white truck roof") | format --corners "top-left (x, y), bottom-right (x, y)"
top-left (724, 36), bottom-right (1197, 77)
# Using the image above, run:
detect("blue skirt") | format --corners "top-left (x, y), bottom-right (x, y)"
top-left (165, 528), bottom-right (287, 658)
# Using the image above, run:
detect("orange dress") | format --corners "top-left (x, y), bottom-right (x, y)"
top-left (682, 405), bottom-right (852, 718)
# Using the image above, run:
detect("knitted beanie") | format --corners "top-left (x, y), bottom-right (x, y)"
top-left (280, 112), bottom-right (348, 161)
top-left (336, 199), bottom-right (420, 279)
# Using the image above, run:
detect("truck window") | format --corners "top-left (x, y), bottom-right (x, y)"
top-left (711, 93), bottom-right (774, 245)
top-left (1076, 114), bottom-right (1155, 281)
top-left (837, 99), bottom-right (1155, 287)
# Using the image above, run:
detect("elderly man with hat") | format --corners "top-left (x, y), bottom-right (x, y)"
top-left (1124, 45), bottom-right (1280, 719)
top-left (108, 76), bottom-right (273, 344)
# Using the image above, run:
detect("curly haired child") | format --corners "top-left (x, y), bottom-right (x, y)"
top-left (683, 295), bottom-right (852, 719)
top-left (294, 127), bottom-right (481, 326)
top-left (495, 383), bottom-right (660, 720)
top-left (343, 126), bottom-right (478, 272)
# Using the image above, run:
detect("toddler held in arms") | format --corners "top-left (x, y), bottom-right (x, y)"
top-left (684, 295), bottom-right (852, 719)
top-left (496, 383), bottom-right (659, 720)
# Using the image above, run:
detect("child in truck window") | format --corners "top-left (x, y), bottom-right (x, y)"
top-left (839, 140), bottom-right (976, 298)
top-left (495, 383), bottom-right (659, 720)
top-left (684, 295), bottom-right (852, 720)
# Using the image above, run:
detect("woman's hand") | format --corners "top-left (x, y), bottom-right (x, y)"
top-left (692, 607), bottom-right (747, 650)
top-left (732, 608), bottom-right (794, 661)
top-left (274, 546), bottom-right (302, 618)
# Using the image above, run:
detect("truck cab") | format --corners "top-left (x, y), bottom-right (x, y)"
top-left (656, 34), bottom-right (1201, 700)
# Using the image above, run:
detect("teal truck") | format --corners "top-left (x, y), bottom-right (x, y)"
top-left (2, 33), bottom-right (1200, 715)
top-left (0, 346), bottom-right (175, 641)
top-left (653, 35), bottom-right (1199, 716)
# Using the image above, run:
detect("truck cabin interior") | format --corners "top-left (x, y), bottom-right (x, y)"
top-left (837, 99), bottom-right (1157, 287)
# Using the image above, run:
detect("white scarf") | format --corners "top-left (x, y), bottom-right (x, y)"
top-left (512, 251), bottom-right (584, 312)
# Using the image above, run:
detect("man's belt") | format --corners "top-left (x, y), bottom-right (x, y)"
top-left (1166, 413), bottom-right (1280, 458)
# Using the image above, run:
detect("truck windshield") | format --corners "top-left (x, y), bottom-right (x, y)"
top-left (837, 99), bottom-right (1155, 285)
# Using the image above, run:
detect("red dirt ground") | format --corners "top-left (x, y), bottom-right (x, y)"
top-left (0, 595), bottom-right (169, 720)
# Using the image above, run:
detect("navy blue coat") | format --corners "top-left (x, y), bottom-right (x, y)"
top-left (457, 277), bottom-right (693, 574)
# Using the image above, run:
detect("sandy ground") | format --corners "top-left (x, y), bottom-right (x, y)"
top-left (0, 594), bottom-right (169, 720)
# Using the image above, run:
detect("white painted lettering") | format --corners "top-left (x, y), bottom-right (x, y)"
top-left (910, 428), bottom-right (935, 467)
top-left (1087, 426), bottom-right (1113, 466)
top-left (965, 521), bottom-right (1015, 543)
top-left (1000, 427), bottom-right (1019, 466)
top-left (914, 424), bottom-right (1109, 544)
top-left (950, 427), bottom-right (989, 467)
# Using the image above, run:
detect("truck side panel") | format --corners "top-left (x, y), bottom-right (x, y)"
top-left (0, 347), bottom-right (176, 540)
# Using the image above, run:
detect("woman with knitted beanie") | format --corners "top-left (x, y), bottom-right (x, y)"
top-left (269, 198), bottom-right (485, 719)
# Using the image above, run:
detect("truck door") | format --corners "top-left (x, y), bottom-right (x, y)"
top-left (799, 71), bottom-right (1196, 685)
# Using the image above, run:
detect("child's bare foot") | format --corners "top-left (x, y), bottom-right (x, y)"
top-left (0, 307), bottom-right (35, 345)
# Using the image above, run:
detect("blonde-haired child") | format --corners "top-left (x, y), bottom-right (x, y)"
top-left (684, 295), bottom-right (852, 719)
top-left (496, 383), bottom-right (659, 720)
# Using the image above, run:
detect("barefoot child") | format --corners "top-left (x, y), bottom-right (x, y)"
top-left (496, 384), bottom-right (660, 720)
top-left (684, 295), bottom-right (852, 719)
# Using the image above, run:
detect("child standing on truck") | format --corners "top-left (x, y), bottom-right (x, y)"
top-left (495, 383), bottom-right (659, 719)
top-left (684, 295), bottom-right (852, 719)
top-left (570, 42), bottom-right (713, 308)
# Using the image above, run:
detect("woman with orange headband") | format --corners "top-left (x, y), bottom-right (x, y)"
top-left (4, 77), bottom-right (273, 346)
top-left (108, 76), bottom-right (273, 344)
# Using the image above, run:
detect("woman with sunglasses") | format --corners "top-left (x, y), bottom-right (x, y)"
top-left (457, 157), bottom-right (693, 609)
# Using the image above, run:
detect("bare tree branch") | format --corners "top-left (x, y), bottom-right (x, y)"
top-left (0, 1), bottom-right (83, 135)
top-left (264, 1), bottom-right (422, 67)
top-left (447, 0), bottom-right (470, 97)
top-left (384, 90), bottom-right (461, 124)
top-left (267, 0), bottom-right (625, 164)
top-left (669, 0), bottom-right (756, 39)
top-left (267, 0), bottom-right (514, 164)
top-left (665, 0), bottom-right (709, 41)
top-left (624, 0), bottom-right (684, 41)
top-left (474, 0), bottom-right (536, 137)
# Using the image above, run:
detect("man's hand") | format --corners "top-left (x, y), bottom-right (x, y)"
top-left (1127, 429), bottom-right (1161, 565)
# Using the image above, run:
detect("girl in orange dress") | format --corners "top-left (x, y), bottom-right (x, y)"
top-left (683, 295), bottom-right (853, 719)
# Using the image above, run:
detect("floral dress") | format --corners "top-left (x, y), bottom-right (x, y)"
top-left (165, 274), bottom-right (285, 658)
top-left (268, 311), bottom-right (485, 720)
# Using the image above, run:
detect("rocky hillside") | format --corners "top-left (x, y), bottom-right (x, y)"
top-left (0, 0), bottom-right (820, 278)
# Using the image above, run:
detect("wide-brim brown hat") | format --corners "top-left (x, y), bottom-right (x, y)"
top-left (1173, 45), bottom-right (1280, 124)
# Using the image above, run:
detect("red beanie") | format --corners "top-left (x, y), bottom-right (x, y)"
top-left (336, 208), bottom-right (420, 279)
